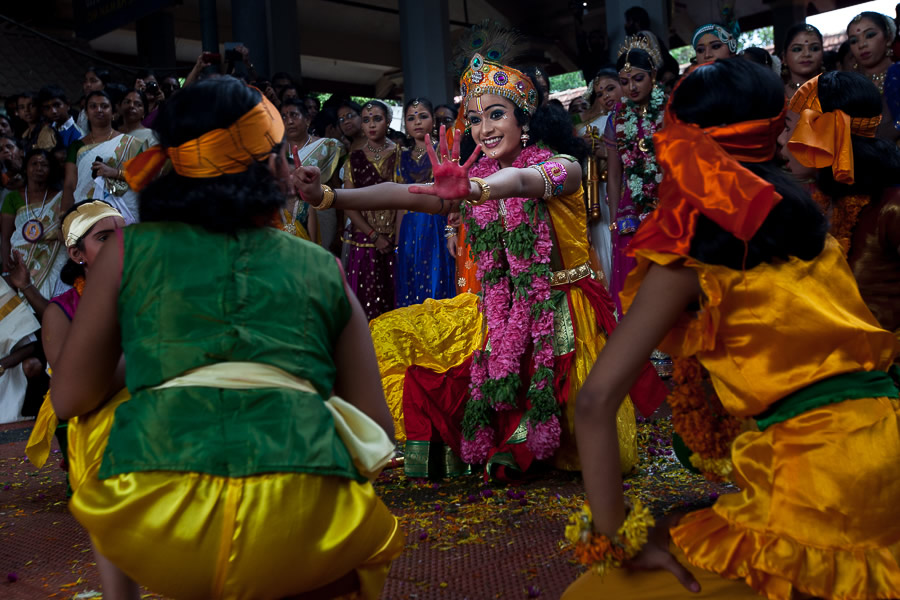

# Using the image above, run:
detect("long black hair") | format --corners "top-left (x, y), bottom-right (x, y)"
top-left (139, 76), bottom-right (285, 234)
top-left (814, 71), bottom-right (900, 199)
top-left (670, 58), bottom-right (827, 269)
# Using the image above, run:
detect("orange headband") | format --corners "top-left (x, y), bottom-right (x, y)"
top-left (628, 102), bottom-right (783, 257)
top-left (124, 92), bottom-right (284, 192)
top-left (787, 75), bottom-right (880, 185)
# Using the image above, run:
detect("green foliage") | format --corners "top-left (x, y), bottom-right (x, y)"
top-left (671, 45), bottom-right (694, 66)
top-left (549, 71), bottom-right (586, 93)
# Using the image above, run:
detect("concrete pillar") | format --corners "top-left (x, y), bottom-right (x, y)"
top-left (605, 0), bottom-right (669, 65)
top-left (771, 0), bottom-right (807, 55)
top-left (267, 0), bottom-right (301, 80)
top-left (135, 9), bottom-right (176, 69)
top-left (399, 0), bottom-right (451, 104)
top-left (231, 1), bottom-right (270, 77)
top-left (199, 0), bottom-right (219, 53)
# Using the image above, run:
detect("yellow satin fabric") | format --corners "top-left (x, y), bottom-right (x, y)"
top-left (668, 396), bottom-right (900, 600)
top-left (621, 237), bottom-right (899, 417)
top-left (551, 286), bottom-right (637, 473)
top-left (370, 290), bottom-right (638, 474)
top-left (614, 235), bottom-right (900, 599)
top-left (547, 188), bottom-right (591, 270)
top-left (67, 389), bottom-right (402, 600)
top-left (370, 294), bottom-right (485, 444)
top-left (24, 392), bottom-right (56, 468)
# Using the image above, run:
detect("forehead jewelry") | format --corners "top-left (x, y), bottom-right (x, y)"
top-left (412, 99), bottom-right (420, 108)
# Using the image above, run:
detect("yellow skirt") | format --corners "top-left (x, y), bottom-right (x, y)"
top-left (370, 291), bottom-right (637, 473)
top-left (25, 392), bottom-right (57, 468)
top-left (68, 390), bottom-right (404, 600)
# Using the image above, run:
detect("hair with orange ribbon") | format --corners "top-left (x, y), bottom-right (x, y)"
top-left (787, 73), bottom-right (881, 185)
top-left (629, 58), bottom-right (827, 269)
top-left (123, 82), bottom-right (284, 192)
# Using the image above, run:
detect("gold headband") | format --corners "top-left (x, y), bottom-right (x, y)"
top-left (62, 201), bottom-right (123, 248)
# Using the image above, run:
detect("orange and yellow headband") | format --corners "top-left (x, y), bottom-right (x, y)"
top-left (123, 91), bottom-right (284, 192)
top-left (787, 74), bottom-right (880, 184)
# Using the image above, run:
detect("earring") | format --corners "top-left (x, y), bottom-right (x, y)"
top-left (780, 62), bottom-right (789, 78)
top-left (78, 261), bottom-right (85, 265)
top-left (889, 48), bottom-right (895, 58)
top-left (520, 124), bottom-right (530, 147)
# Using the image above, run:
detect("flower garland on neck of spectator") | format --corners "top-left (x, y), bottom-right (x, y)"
top-left (460, 144), bottom-right (560, 464)
top-left (615, 85), bottom-right (666, 215)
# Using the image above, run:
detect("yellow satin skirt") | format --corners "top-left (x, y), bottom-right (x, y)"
top-left (67, 390), bottom-right (404, 600)
top-left (25, 392), bottom-right (57, 468)
top-left (565, 396), bottom-right (900, 599)
top-left (370, 291), bottom-right (637, 473)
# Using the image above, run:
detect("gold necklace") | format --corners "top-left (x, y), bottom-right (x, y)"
top-left (412, 145), bottom-right (427, 160)
top-left (366, 140), bottom-right (390, 160)
top-left (89, 128), bottom-right (114, 144)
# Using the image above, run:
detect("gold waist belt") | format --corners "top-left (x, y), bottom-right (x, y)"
top-left (550, 262), bottom-right (593, 287)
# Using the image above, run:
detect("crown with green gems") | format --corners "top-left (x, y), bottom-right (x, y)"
top-left (459, 53), bottom-right (538, 116)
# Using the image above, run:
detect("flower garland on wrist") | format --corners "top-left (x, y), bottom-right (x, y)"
top-left (459, 144), bottom-right (560, 463)
top-left (615, 84), bottom-right (666, 216)
top-left (668, 356), bottom-right (744, 482)
top-left (565, 500), bottom-right (655, 578)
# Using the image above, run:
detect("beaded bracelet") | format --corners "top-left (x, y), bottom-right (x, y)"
top-left (564, 500), bottom-right (655, 579)
top-left (444, 225), bottom-right (457, 239)
top-left (531, 161), bottom-right (568, 200)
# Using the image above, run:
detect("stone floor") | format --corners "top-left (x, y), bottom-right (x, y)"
top-left (0, 416), bottom-right (729, 599)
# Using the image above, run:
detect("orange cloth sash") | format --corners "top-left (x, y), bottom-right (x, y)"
top-left (628, 106), bottom-right (783, 257)
top-left (786, 74), bottom-right (881, 185)
top-left (123, 93), bottom-right (284, 192)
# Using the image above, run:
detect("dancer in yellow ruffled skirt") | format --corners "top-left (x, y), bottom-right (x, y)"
top-left (563, 58), bottom-right (900, 600)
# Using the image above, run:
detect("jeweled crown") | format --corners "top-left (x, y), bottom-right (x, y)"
top-left (618, 32), bottom-right (663, 71)
top-left (459, 53), bottom-right (538, 116)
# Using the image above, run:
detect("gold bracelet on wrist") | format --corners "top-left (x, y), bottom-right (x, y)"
top-left (315, 185), bottom-right (335, 210)
top-left (468, 177), bottom-right (491, 206)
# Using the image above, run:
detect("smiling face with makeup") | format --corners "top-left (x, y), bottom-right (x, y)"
top-left (466, 94), bottom-right (523, 167)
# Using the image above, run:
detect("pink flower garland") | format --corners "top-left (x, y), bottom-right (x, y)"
top-left (460, 145), bottom-right (561, 463)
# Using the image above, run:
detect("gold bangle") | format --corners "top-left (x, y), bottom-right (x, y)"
top-left (468, 177), bottom-right (491, 206)
top-left (315, 184), bottom-right (335, 210)
top-left (608, 222), bottom-right (618, 232)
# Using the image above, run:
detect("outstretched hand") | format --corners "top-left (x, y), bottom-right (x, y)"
top-left (409, 125), bottom-right (481, 200)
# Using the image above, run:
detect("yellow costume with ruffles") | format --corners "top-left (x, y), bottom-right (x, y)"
top-left (372, 188), bottom-right (642, 475)
top-left (564, 81), bottom-right (900, 597)
top-left (566, 238), bottom-right (900, 599)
